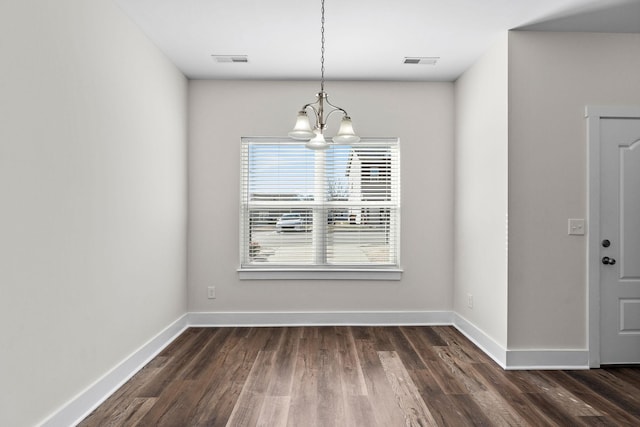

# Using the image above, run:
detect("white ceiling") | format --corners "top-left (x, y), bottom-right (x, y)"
top-left (114, 0), bottom-right (640, 81)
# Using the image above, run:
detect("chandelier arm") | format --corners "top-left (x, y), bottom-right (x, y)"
top-left (323, 96), bottom-right (348, 117)
top-left (301, 102), bottom-right (319, 111)
top-left (324, 107), bottom-right (347, 122)
top-left (300, 102), bottom-right (347, 130)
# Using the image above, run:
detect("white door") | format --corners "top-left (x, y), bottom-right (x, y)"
top-left (593, 111), bottom-right (640, 365)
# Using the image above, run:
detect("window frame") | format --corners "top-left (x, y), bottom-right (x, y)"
top-left (238, 136), bottom-right (402, 280)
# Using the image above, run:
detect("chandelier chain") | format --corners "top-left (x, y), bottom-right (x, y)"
top-left (320, 0), bottom-right (325, 92)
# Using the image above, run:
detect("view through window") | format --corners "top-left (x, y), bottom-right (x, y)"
top-left (240, 137), bottom-right (400, 270)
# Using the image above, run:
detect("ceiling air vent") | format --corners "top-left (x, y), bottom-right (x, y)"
top-left (212, 55), bottom-right (249, 63)
top-left (403, 57), bottom-right (439, 65)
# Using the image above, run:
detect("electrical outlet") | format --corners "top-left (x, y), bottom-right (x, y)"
top-left (207, 286), bottom-right (216, 299)
top-left (467, 293), bottom-right (473, 309)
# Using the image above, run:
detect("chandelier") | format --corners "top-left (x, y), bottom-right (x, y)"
top-left (288, 0), bottom-right (360, 149)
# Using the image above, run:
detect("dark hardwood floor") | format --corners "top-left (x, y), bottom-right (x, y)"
top-left (79, 326), bottom-right (640, 426)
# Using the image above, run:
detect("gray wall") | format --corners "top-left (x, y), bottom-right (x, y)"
top-left (453, 30), bottom-right (640, 352)
top-left (507, 31), bottom-right (640, 348)
top-left (454, 33), bottom-right (509, 348)
top-left (0, 1), bottom-right (188, 425)
top-left (188, 80), bottom-right (455, 313)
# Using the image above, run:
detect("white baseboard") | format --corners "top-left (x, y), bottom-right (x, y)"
top-left (188, 310), bottom-right (454, 327)
top-left (452, 313), bottom-right (589, 370)
top-left (505, 350), bottom-right (590, 370)
top-left (452, 313), bottom-right (508, 368)
top-left (39, 314), bottom-right (189, 427)
top-left (40, 310), bottom-right (590, 426)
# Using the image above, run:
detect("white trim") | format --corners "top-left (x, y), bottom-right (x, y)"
top-left (585, 105), bottom-right (640, 368)
top-left (453, 313), bottom-right (507, 369)
top-left (452, 314), bottom-right (589, 370)
top-left (240, 137), bottom-right (401, 272)
top-left (505, 350), bottom-right (589, 370)
top-left (237, 268), bottom-right (403, 281)
top-left (188, 310), bottom-right (453, 327)
top-left (586, 106), bottom-right (640, 119)
top-left (586, 105), bottom-right (603, 368)
top-left (38, 314), bottom-right (189, 427)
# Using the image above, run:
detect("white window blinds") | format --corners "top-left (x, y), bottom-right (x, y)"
top-left (240, 137), bottom-right (400, 270)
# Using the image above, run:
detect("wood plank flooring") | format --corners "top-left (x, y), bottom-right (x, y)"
top-left (79, 326), bottom-right (640, 426)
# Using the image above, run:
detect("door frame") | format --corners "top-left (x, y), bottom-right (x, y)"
top-left (586, 106), bottom-right (640, 368)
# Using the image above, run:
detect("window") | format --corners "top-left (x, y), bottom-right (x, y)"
top-left (239, 137), bottom-right (400, 279)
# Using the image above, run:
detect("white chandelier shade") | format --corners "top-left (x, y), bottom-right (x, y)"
top-left (289, 111), bottom-right (315, 140)
top-left (333, 116), bottom-right (359, 144)
top-left (305, 130), bottom-right (328, 150)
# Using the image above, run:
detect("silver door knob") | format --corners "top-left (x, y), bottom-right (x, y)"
top-left (602, 256), bottom-right (616, 265)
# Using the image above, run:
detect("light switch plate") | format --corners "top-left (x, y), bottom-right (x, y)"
top-left (568, 218), bottom-right (585, 235)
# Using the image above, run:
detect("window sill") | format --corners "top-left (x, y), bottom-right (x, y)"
top-left (237, 268), bottom-right (403, 281)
